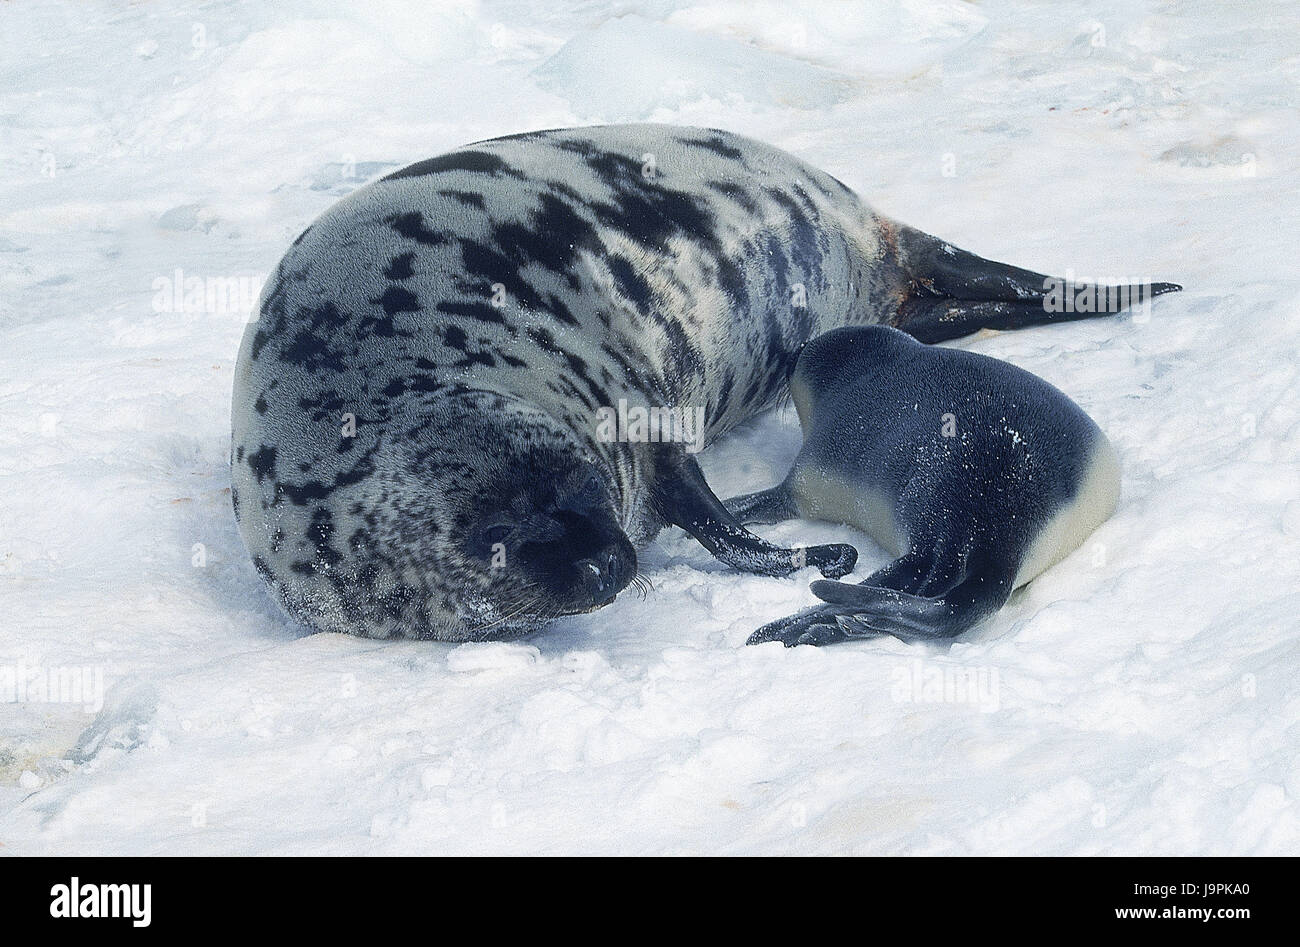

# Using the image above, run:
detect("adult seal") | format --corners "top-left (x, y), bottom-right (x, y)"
top-left (729, 325), bottom-right (1122, 647)
top-left (230, 123), bottom-right (1177, 641)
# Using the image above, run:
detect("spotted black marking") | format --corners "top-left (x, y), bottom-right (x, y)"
top-left (459, 239), bottom-right (549, 309)
top-left (680, 133), bottom-right (745, 161)
top-left (545, 294), bottom-right (579, 326)
top-left (713, 370), bottom-right (735, 422)
top-left (383, 150), bottom-right (525, 181)
top-left (370, 285), bottom-right (421, 316)
top-left (296, 389), bottom-right (348, 424)
top-left (559, 153), bottom-right (751, 307)
top-left (440, 189), bottom-right (486, 209)
top-left (248, 269), bottom-right (293, 361)
top-left (607, 255), bottom-right (653, 309)
top-left (307, 508), bottom-right (343, 567)
top-left (490, 193), bottom-right (595, 291)
top-left (304, 302), bottom-right (349, 332)
top-left (438, 326), bottom-right (498, 369)
top-left (706, 179), bottom-right (759, 214)
top-left (527, 325), bottom-right (558, 352)
top-left (384, 252), bottom-right (416, 280)
top-left (277, 441), bottom-right (381, 506)
top-left (356, 313), bottom-right (399, 339)
top-left (659, 318), bottom-right (704, 384)
top-left (386, 211), bottom-right (446, 246)
top-left (247, 445), bottom-right (277, 483)
top-left (280, 324), bottom-right (352, 370)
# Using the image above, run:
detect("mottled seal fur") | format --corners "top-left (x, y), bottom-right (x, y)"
top-left (727, 325), bottom-right (1122, 646)
top-left (230, 123), bottom-right (1176, 641)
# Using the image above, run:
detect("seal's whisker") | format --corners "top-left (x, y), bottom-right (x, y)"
top-left (629, 572), bottom-right (654, 599)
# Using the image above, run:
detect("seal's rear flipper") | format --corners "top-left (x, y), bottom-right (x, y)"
top-left (807, 572), bottom-right (1012, 642)
top-left (891, 223), bottom-right (1182, 343)
top-left (746, 563), bottom-right (1013, 647)
top-left (655, 457), bottom-right (856, 578)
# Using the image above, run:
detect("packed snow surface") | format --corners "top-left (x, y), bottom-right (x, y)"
top-left (1, 0), bottom-right (1297, 855)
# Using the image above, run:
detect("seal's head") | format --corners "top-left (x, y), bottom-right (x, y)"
top-left (394, 391), bottom-right (637, 639)
top-left (789, 325), bottom-right (918, 427)
top-left (796, 325), bottom-right (916, 379)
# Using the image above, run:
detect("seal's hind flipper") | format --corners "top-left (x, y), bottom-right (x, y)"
top-left (747, 603), bottom-right (853, 647)
top-left (747, 548), bottom-right (1012, 646)
top-left (896, 295), bottom-right (1178, 345)
top-left (891, 222), bottom-right (1182, 343)
top-left (722, 484), bottom-right (798, 525)
top-left (807, 568), bottom-right (1014, 642)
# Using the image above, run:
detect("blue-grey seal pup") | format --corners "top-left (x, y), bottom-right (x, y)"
top-left (728, 325), bottom-right (1122, 646)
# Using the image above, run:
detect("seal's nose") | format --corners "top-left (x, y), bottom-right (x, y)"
top-left (576, 548), bottom-right (628, 607)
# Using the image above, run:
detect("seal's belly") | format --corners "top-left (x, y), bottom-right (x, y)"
top-left (788, 464), bottom-right (907, 558)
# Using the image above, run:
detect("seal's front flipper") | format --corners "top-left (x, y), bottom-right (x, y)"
top-left (722, 483), bottom-right (797, 525)
top-left (655, 457), bottom-right (856, 579)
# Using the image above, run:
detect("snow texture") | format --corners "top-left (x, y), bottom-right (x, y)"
top-left (1, 0), bottom-right (1297, 855)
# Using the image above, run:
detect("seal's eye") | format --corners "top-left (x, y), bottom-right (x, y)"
top-left (558, 472), bottom-right (606, 514)
top-left (481, 523), bottom-right (514, 546)
top-left (579, 473), bottom-right (602, 500)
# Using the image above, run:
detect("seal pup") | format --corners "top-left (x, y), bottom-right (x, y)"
top-left (728, 325), bottom-right (1122, 647)
top-left (231, 124), bottom-right (1175, 640)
